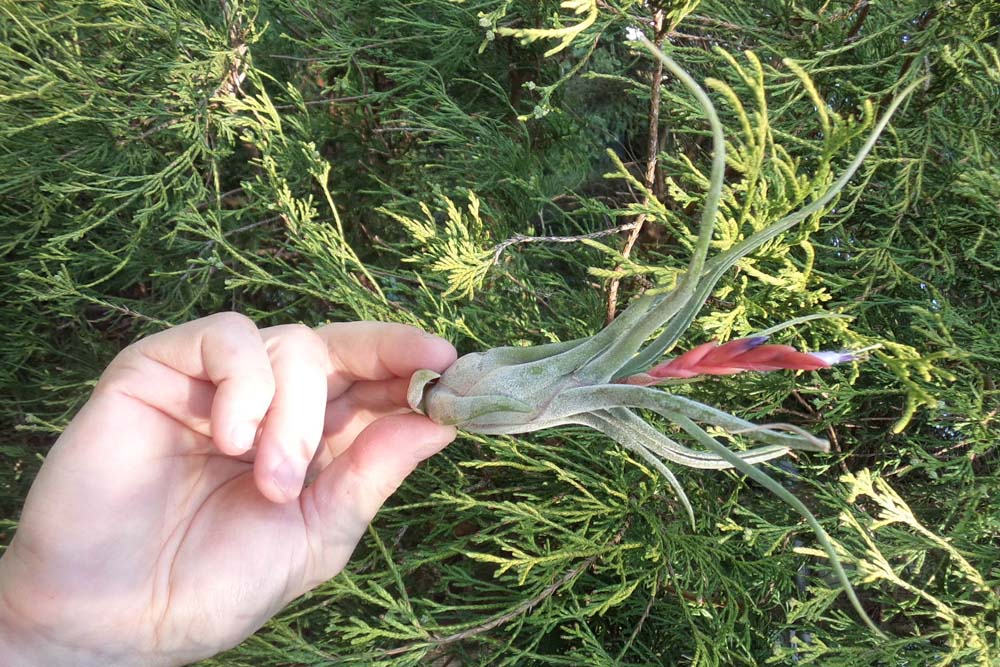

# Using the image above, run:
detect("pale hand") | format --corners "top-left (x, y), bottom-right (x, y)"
top-left (0, 314), bottom-right (457, 666)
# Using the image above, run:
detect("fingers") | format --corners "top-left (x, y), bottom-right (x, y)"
top-left (316, 322), bottom-right (457, 397)
top-left (253, 324), bottom-right (330, 503)
top-left (106, 312), bottom-right (276, 456)
top-left (321, 377), bottom-right (410, 458)
top-left (303, 321), bottom-right (458, 489)
top-left (102, 314), bottom-right (456, 507)
top-left (299, 413), bottom-right (457, 584)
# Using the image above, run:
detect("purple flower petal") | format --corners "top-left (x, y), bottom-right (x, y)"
top-left (808, 350), bottom-right (855, 366)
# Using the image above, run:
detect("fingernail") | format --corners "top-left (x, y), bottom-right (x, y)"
top-left (272, 457), bottom-right (303, 502)
top-left (231, 422), bottom-right (259, 454)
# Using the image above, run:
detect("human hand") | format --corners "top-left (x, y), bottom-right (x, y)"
top-left (0, 314), bottom-right (457, 666)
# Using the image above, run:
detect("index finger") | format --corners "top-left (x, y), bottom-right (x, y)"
top-left (104, 312), bottom-right (275, 455)
top-left (315, 321), bottom-right (457, 397)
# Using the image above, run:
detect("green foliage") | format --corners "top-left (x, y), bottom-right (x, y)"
top-left (379, 192), bottom-right (494, 299)
top-left (2, 1), bottom-right (998, 665)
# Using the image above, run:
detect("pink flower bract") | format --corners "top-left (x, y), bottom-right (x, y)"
top-left (642, 336), bottom-right (853, 380)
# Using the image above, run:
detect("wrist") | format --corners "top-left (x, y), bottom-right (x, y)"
top-left (0, 616), bottom-right (34, 667)
top-left (0, 586), bottom-right (148, 667)
top-left (0, 590), bottom-right (55, 667)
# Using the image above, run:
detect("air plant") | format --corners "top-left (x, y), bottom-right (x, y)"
top-left (408, 35), bottom-right (921, 636)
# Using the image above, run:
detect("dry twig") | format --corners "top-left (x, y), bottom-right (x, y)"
top-left (606, 10), bottom-right (666, 324)
top-left (490, 221), bottom-right (640, 265)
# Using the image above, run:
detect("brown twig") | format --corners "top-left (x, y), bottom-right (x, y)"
top-left (490, 220), bottom-right (640, 265)
top-left (617, 583), bottom-right (657, 660)
top-left (666, 30), bottom-right (749, 51)
top-left (843, 1), bottom-right (870, 44)
top-left (823, 0), bottom-right (869, 23)
top-left (271, 94), bottom-right (375, 110)
top-left (214, 0), bottom-right (248, 100)
top-left (84, 300), bottom-right (173, 327)
top-left (790, 390), bottom-right (850, 474)
top-left (606, 11), bottom-right (665, 325)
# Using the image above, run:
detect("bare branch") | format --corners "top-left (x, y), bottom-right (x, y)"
top-left (606, 10), bottom-right (665, 324)
top-left (490, 221), bottom-right (640, 265)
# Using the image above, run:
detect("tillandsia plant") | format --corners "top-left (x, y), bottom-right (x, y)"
top-left (408, 36), bottom-right (923, 636)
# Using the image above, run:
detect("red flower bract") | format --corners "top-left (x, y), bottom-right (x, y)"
top-left (643, 336), bottom-right (851, 380)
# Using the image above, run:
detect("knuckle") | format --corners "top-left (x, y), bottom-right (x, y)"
top-left (96, 343), bottom-right (147, 384)
top-left (104, 343), bottom-right (140, 372)
top-left (284, 322), bottom-right (319, 344)
top-left (272, 323), bottom-right (328, 357)
top-left (95, 351), bottom-right (144, 396)
top-left (239, 363), bottom-right (276, 400)
top-left (209, 310), bottom-right (257, 333)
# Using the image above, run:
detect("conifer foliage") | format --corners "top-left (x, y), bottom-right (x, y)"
top-left (2, 1), bottom-right (998, 665)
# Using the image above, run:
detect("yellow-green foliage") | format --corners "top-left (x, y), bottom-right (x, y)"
top-left (2, 1), bottom-right (997, 666)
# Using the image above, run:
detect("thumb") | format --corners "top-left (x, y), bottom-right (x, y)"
top-left (299, 413), bottom-right (456, 587)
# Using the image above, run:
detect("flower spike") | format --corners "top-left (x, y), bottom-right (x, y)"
top-left (620, 336), bottom-right (856, 385)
